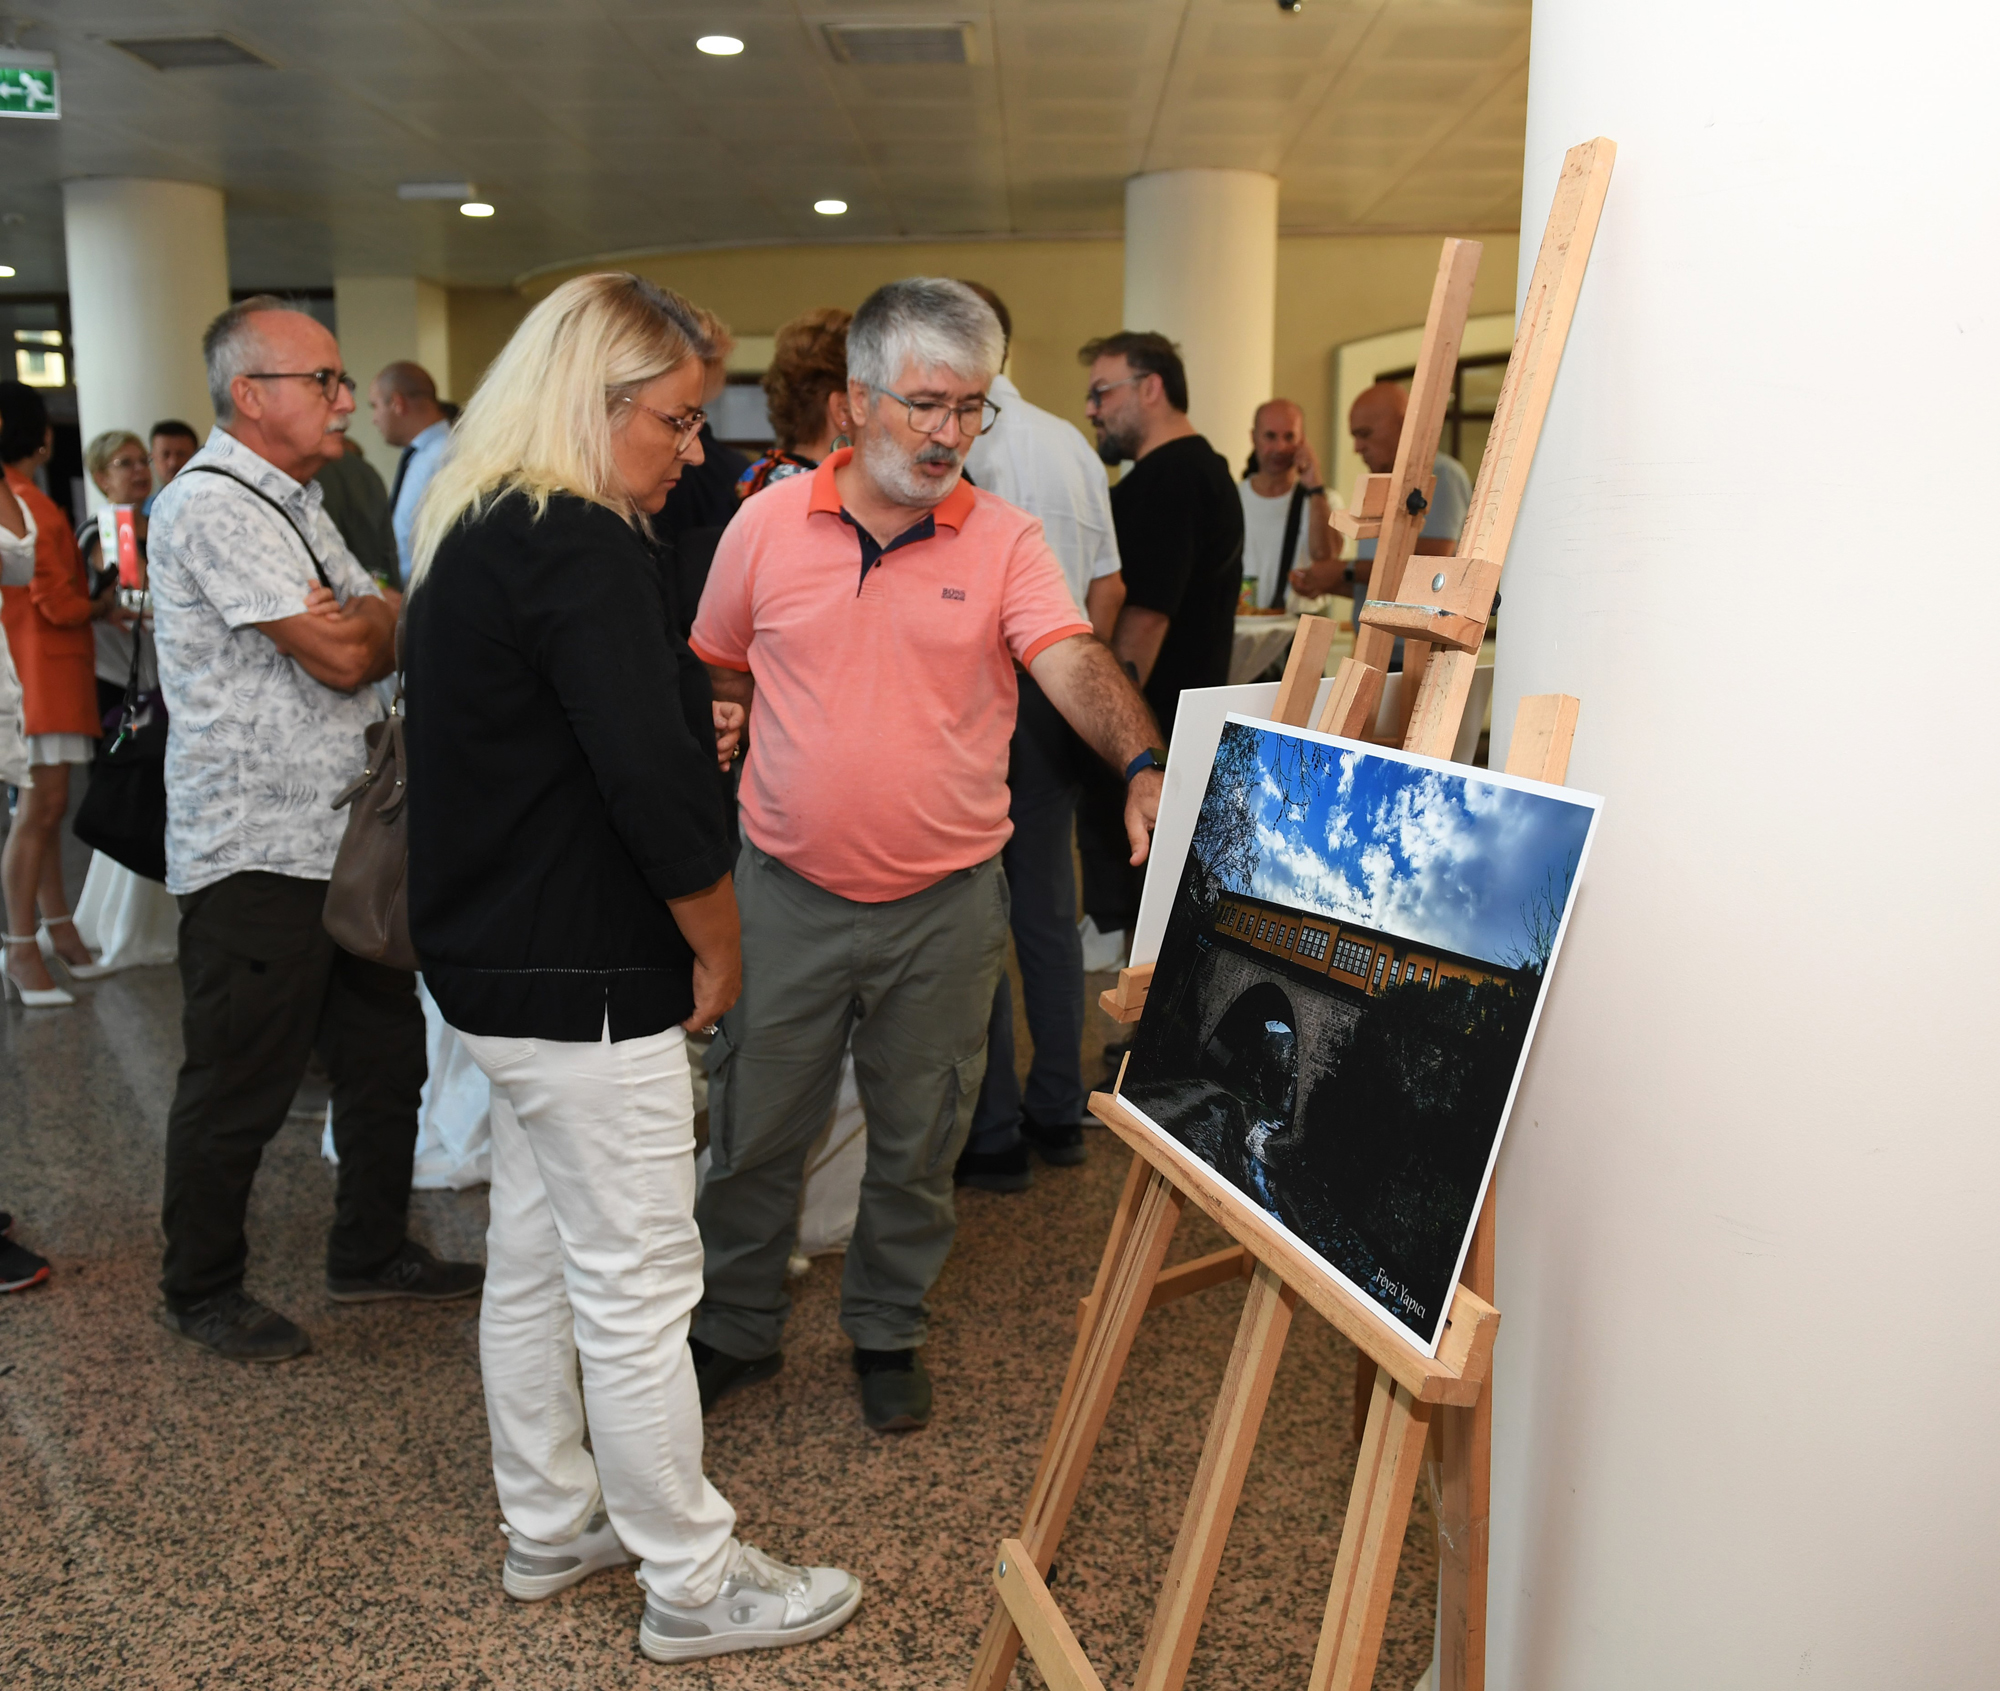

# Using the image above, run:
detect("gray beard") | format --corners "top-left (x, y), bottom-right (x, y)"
top-left (861, 427), bottom-right (962, 507)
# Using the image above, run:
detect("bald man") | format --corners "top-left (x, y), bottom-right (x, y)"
top-left (368, 360), bottom-right (451, 586)
top-left (1290, 382), bottom-right (1470, 626)
top-left (1239, 399), bottom-right (1333, 609)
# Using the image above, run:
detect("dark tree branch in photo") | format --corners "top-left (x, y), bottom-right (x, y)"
top-left (1506, 846), bottom-right (1580, 975)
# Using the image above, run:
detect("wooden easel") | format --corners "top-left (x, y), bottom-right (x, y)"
top-left (970, 137), bottom-right (1615, 1691)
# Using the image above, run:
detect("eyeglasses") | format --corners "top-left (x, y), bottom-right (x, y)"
top-left (104, 454), bottom-right (149, 474)
top-left (1083, 375), bottom-right (1142, 411)
top-left (871, 385), bottom-right (1000, 438)
top-left (623, 398), bottom-right (707, 455)
top-left (244, 368), bottom-right (357, 402)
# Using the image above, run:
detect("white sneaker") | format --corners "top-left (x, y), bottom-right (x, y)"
top-left (501, 1509), bottom-right (632, 1601)
top-left (639, 1539), bottom-right (861, 1663)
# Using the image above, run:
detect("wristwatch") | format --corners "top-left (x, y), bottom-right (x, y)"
top-left (1300, 484), bottom-right (1326, 497)
top-left (1124, 747), bottom-right (1166, 782)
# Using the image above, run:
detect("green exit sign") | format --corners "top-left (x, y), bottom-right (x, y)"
top-left (0, 53), bottom-right (59, 121)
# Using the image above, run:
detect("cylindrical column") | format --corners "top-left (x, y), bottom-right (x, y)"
top-left (1122, 169), bottom-right (1276, 452)
top-left (1489, 4), bottom-right (2000, 1687)
top-left (61, 179), bottom-right (230, 478)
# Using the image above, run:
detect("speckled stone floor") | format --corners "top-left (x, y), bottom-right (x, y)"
top-left (1, 856), bottom-right (1436, 1688)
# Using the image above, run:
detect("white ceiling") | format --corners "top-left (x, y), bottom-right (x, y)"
top-left (0, 0), bottom-right (1530, 294)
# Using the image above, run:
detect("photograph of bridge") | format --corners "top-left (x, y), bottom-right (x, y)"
top-left (1122, 716), bottom-right (1600, 1353)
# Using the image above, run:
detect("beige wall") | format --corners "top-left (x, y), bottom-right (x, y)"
top-left (445, 287), bottom-right (536, 411)
top-left (450, 230), bottom-right (1520, 471)
top-left (333, 275), bottom-right (449, 477)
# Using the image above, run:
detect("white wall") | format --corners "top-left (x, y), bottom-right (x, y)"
top-left (332, 276), bottom-right (450, 476)
top-left (61, 178), bottom-right (229, 493)
top-left (1488, 3), bottom-right (2000, 1686)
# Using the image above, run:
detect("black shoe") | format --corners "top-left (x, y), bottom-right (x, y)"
top-left (954, 1141), bottom-right (1033, 1193)
top-left (160, 1288), bottom-right (310, 1361)
top-left (327, 1239), bottom-right (484, 1304)
top-left (854, 1347), bottom-right (931, 1432)
top-left (0, 1237), bottom-right (50, 1293)
top-left (690, 1335), bottom-right (783, 1413)
top-left (1021, 1118), bottom-right (1088, 1167)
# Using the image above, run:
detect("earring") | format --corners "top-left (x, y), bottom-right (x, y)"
top-left (831, 433), bottom-right (851, 451)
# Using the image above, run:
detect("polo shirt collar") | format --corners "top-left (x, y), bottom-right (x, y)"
top-left (808, 445), bottom-right (977, 533)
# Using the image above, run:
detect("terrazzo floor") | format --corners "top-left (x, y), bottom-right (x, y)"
top-left (1, 858), bottom-right (1438, 1688)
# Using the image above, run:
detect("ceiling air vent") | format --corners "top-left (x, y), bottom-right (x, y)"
top-left (108, 35), bottom-right (274, 71)
top-left (822, 23), bottom-right (972, 65)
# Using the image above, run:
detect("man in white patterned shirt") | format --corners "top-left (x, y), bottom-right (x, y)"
top-left (148, 297), bottom-right (480, 1362)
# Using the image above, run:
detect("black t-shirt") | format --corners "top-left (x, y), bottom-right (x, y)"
top-left (1109, 434), bottom-right (1244, 739)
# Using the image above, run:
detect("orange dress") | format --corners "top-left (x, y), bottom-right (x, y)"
top-left (0, 469), bottom-right (99, 739)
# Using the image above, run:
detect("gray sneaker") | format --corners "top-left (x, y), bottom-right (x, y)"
top-left (639, 1540), bottom-right (861, 1663)
top-left (502, 1509), bottom-right (632, 1601)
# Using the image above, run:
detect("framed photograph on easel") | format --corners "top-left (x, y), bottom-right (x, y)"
top-left (1119, 713), bottom-right (1600, 1356)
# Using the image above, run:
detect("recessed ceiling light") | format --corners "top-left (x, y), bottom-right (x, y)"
top-left (696, 35), bottom-right (744, 55)
top-left (460, 201), bottom-right (495, 218)
top-left (814, 199), bottom-right (848, 216)
top-left (0, 267), bottom-right (14, 279)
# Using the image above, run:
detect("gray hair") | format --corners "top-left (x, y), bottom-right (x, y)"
top-left (846, 277), bottom-right (1003, 391)
top-left (202, 293), bottom-right (290, 423)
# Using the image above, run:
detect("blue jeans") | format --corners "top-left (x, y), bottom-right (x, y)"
top-left (968, 674), bottom-right (1087, 1153)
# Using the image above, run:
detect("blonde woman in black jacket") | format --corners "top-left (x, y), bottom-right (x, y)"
top-left (404, 272), bottom-right (860, 1664)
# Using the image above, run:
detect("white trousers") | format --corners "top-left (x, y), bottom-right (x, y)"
top-left (461, 1022), bottom-right (736, 1606)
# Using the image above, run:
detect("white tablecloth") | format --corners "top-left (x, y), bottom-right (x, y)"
top-left (72, 852), bottom-right (179, 971)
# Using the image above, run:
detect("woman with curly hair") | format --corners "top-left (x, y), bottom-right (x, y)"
top-left (736, 306), bottom-right (853, 501)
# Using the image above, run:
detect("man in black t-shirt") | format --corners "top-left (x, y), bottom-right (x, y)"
top-left (1076, 330), bottom-right (1244, 937)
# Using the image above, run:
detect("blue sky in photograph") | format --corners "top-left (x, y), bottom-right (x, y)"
top-left (1207, 721), bottom-right (1598, 966)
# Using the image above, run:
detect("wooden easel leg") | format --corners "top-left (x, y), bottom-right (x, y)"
top-left (967, 1169), bottom-right (1186, 1691)
top-left (1131, 1263), bottom-right (1299, 1691)
top-left (1308, 1363), bottom-right (1435, 1691)
top-left (1437, 1192), bottom-right (1496, 1691)
top-left (1055, 1151), bottom-right (1152, 1431)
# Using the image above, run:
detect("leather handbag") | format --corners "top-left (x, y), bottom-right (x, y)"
top-left (325, 694), bottom-right (416, 970)
top-left (73, 601), bottom-right (169, 883)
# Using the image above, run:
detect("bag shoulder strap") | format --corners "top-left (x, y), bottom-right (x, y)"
top-left (181, 464), bottom-right (334, 591)
top-left (1271, 481), bottom-right (1310, 609)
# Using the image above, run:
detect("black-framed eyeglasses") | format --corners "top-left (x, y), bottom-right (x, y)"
top-left (870, 385), bottom-right (1000, 438)
top-left (623, 398), bottom-right (707, 455)
top-left (1083, 375), bottom-right (1141, 411)
top-left (244, 368), bottom-right (357, 402)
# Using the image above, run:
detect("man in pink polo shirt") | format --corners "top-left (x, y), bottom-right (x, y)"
top-left (689, 278), bottom-right (1164, 1432)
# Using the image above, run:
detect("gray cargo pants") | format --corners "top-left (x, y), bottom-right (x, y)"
top-left (692, 840), bottom-right (1010, 1357)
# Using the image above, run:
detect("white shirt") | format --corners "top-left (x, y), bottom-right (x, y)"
top-left (1237, 478), bottom-right (1315, 610)
top-left (0, 503), bottom-right (34, 788)
top-left (391, 417), bottom-right (451, 584)
top-left (964, 372), bottom-right (1120, 614)
top-left (148, 428), bottom-right (384, 894)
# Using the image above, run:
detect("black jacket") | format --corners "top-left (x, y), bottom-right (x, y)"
top-left (405, 490), bottom-right (734, 1041)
